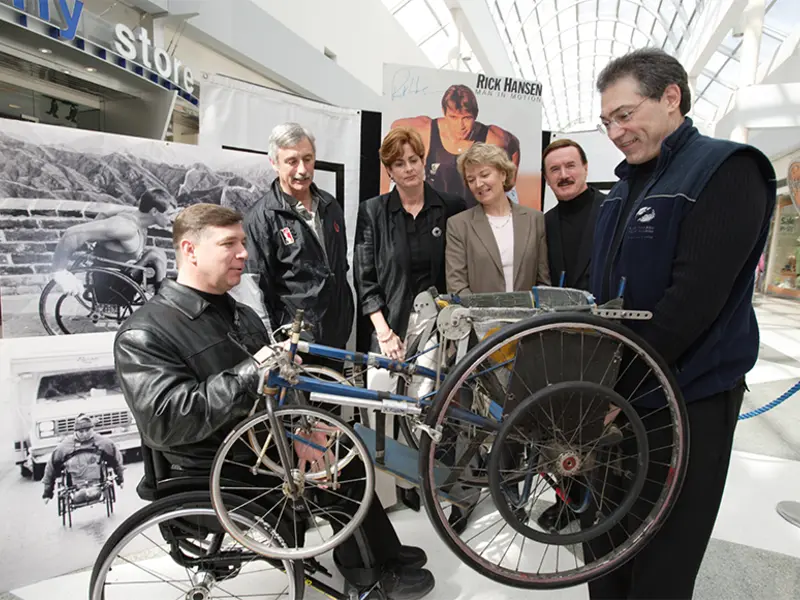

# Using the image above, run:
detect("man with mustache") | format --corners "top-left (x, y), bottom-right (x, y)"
top-left (585, 48), bottom-right (775, 599)
top-left (543, 138), bottom-right (605, 292)
top-left (242, 122), bottom-right (355, 359)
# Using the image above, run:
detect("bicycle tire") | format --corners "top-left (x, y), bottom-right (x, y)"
top-left (419, 311), bottom-right (689, 589)
top-left (89, 490), bottom-right (303, 600)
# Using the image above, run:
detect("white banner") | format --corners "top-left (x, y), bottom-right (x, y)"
top-left (382, 64), bottom-right (544, 210)
top-left (199, 75), bottom-right (363, 267)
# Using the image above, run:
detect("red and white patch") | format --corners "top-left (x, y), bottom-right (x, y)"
top-left (280, 227), bottom-right (295, 245)
top-left (334, 221), bottom-right (340, 233)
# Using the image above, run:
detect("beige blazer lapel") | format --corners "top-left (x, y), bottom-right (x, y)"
top-left (470, 208), bottom-right (504, 277)
top-left (512, 203), bottom-right (532, 288)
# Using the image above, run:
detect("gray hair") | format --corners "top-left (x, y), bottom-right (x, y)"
top-left (268, 122), bottom-right (316, 161)
top-left (597, 48), bottom-right (692, 116)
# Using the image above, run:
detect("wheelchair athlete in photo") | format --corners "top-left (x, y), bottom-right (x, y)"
top-left (42, 414), bottom-right (124, 528)
top-left (39, 245), bottom-right (156, 336)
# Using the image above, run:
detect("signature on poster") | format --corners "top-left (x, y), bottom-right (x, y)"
top-left (391, 69), bottom-right (430, 99)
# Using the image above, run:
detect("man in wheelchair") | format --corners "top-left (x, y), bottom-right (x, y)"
top-left (113, 203), bottom-right (435, 600)
top-left (41, 413), bottom-right (125, 506)
top-left (48, 188), bottom-right (178, 298)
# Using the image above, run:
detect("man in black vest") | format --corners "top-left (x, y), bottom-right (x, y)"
top-left (586, 48), bottom-right (775, 600)
top-left (539, 138), bottom-right (604, 532)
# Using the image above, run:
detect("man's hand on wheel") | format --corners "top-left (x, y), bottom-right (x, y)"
top-left (52, 270), bottom-right (84, 296)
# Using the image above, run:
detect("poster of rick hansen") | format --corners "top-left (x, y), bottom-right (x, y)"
top-left (382, 63), bottom-right (544, 210)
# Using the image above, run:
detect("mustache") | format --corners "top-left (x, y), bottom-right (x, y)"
top-left (558, 179), bottom-right (575, 186)
top-left (292, 173), bottom-right (311, 182)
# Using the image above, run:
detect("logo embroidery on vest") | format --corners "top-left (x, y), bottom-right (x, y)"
top-left (636, 206), bottom-right (656, 223)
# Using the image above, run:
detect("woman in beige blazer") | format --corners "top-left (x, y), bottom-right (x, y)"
top-left (446, 143), bottom-right (551, 294)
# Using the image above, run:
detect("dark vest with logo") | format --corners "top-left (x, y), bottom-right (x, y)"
top-left (590, 118), bottom-right (776, 403)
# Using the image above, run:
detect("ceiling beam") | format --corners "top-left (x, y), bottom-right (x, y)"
top-left (444, 0), bottom-right (514, 76)
top-left (680, 0), bottom-right (749, 78)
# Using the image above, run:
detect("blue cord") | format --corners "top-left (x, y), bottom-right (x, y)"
top-left (739, 380), bottom-right (800, 420)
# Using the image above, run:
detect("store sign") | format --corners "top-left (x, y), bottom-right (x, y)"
top-left (12, 0), bottom-right (194, 95)
top-left (12, 0), bottom-right (84, 41)
top-left (113, 24), bottom-right (195, 94)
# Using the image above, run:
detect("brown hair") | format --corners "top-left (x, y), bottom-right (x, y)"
top-left (172, 203), bottom-right (242, 251)
top-left (441, 84), bottom-right (479, 118)
top-left (456, 143), bottom-right (517, 192)
top-left (380, 127), bottom-right (425, 167)
top-left (542, 138), bottom-right (588, 167)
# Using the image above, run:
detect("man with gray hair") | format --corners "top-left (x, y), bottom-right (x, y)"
top-left (243, 122), bottom-right (355, 356)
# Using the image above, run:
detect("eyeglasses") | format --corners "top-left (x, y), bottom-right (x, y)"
top-left (597, 97), bottom-right (649, 135)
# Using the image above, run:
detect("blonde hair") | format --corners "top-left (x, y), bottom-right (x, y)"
top-left (456, 143), bottom-right (517, 192)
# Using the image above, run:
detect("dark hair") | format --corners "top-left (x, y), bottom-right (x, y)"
top-left (172, 203), bottom-right (243, 251)
top-left (542, 138), bottom-right (588, 167)
top-left (597, 48), bottom-right (692, 116)
top-left (380, 127), bottom-right (425, 167)
top-left (138, 188), bottom-right (175, 213)
top-left (441, 84), bottom-right (479, 118)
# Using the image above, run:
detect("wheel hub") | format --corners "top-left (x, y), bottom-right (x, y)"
top-left (557, 451), bottom-right (582, 476)
top-left (282, 468), bottom-right (305, 500)
top-left (186, 571), bottom-right (215, 600)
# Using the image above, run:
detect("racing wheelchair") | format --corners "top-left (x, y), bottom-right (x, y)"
top-left (39, 248), bottom-right (152, 336)
top-left (90, 287), bottom-right (689, 598)
top-left (56, 447), bottom-right (118, 528)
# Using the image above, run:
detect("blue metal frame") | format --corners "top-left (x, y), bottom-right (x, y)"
top-left (266, 342), bottom-right (500, 432)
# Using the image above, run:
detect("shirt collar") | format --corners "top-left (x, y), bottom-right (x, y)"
top-left (388, 182), bottom-right (442, 213)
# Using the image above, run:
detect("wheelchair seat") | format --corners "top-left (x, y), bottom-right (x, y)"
top-left (136, 441), bottom-right (212, 502)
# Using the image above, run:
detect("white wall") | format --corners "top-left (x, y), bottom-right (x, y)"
top-left (81, 0), bottom-right (142, 28)
top-left (250, 0), bottom-right (433, 94)
top-left (543, 129), bottom-right (624, 212)
top-left (160, 24), bottom-right (292, 93)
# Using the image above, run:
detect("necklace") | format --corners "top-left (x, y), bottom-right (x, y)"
top-left (488, 212), bottom-right (512, 229)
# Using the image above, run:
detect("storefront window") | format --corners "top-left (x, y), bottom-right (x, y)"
top-left (765, 193), bottom-right (800, 299)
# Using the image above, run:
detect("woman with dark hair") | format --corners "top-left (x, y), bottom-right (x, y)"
top-left (354, 127), bottom-right (466, 358)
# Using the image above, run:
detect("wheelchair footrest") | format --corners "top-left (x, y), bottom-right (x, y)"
top-left (354, 424), bottom-right (476, 509)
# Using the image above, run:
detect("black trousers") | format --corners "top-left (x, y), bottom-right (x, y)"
top-left (582, 382), bottom-right (745, 599)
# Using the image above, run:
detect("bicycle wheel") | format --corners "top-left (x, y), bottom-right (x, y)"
top-left (246, 367), bottom-right (360, 481)
top-left (89, 491), bottom-right (302, 600)
top-left (211, 405), bottom-right (374, 561)
top-left (419, 312), bottom-right (688, 589)
top-left (39, 268), bottom-right (147, 335)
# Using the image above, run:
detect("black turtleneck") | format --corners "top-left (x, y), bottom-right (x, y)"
top-left (191, 287), bottom-right (237, 327)
top-left (557, 186), bottom-right (595, 282)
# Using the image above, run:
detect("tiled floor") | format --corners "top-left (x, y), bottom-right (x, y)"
top-left (6, 294), bottom-right (800, 600)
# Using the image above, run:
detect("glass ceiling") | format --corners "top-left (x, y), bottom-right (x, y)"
top-left (383, 0), bottom-right (799, 132)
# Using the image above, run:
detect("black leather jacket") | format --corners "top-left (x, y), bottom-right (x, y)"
top-left (243, 179), bottom-right (354, 348)
top-left (354, 183), bottom-right (466, 339)
top-left (113, 279), bottom-right (266, 471)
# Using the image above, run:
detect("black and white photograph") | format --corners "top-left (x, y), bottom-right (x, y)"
top-left (0, 117), bottom-right (276, 340)
top-left (0, 117), bottom-right (278, 594)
